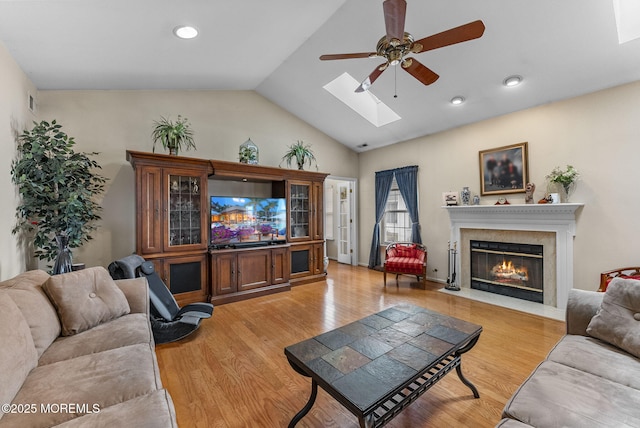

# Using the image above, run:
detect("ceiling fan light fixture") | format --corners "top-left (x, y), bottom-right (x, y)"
top-left (173, 25), bottom-right (199, 39)
top-left (450, 96), bottom-right (465, 105)
top-left (503, 75), bottom-right (523, 87)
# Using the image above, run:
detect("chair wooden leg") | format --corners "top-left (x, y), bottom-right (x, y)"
top-left (383, 270), bottom-right (387, 286)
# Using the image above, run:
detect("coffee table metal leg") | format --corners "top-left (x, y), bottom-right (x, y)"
top-left (288, 379), bottom-right (318, 428)
top-left (454, 335), bottom-right (481, 398)
top-left (359, 413), bottom-right (375, 428)
top-left (455, 363), bottom-right (479, 398)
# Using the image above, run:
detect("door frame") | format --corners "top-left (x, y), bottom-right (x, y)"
top-left (325, 176), bottom-right (358, 266)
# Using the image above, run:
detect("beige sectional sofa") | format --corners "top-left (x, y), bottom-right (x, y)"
top-left (0, 267), bottom-right (177, 427)
top-left (498, 278), bottom-right (640, 427)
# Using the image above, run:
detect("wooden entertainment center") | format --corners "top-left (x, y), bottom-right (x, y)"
top-left (126, 150), bottom-right (328, 305)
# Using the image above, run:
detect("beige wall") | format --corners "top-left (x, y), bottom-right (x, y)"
top-left (358, 80), bottom-right (640, 291)
top-left (0, 41), bottom-right (38, 279)
top-left (4, 46), bottom-right (638, 290)
top-left (35, 90), bottom-right (359, 269)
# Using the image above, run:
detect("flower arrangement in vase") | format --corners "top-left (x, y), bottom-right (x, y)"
top-left (546, 165), bottom-right (579, 202)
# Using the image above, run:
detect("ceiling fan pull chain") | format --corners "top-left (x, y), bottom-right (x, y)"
top-left (394, 64), bottom-right (398, 98)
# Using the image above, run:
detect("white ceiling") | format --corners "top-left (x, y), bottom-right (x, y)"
top-left (1, 0), bottom-right (639, 152)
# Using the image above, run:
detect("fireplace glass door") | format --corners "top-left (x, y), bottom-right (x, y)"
top-left (470, 240), bottom-right (543, 303)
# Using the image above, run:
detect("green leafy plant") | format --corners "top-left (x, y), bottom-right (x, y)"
top-left (11, 120), bottom-right (107, 265)
top-left (280, 140), bottom-right (317, 170)
top-left (239, 146), bottom-right (258, 164)
top-left (151, 115), bottom-right (196, 155)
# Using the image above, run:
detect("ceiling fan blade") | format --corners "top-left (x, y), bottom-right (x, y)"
top-left (355, 62), bottom-right (388, 92)
top-left (320, 52), bottom-right (377, 60)
top-left (383, 0), bottom-right (407, 42)
top-left (412, 20), bottom-right (486, 54)
top-left (401, 58), bottom-right (439, 85)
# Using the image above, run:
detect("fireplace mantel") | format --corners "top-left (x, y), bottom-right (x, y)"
top-left (445, 203), bottom-right (582, 223)
top-left (444, 203), bottom-right (583, 309)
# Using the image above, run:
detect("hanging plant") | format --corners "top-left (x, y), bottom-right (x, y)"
top-left (11, 120), bottom-right (107, 267)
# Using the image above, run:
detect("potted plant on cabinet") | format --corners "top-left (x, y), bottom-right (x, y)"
top-left (281, 140), bottom-right (317, 170)
top-left (151, 115), bottom-right (196, 155)
top-left (11, 120), bottom-right (107, 273)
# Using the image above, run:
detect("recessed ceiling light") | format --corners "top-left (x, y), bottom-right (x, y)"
top-left (450, 96), bottom-right (465, 105)
top-left (173, 26), bottom-right (198, 39)
top-left (503, 75), bottom-right (523, 87)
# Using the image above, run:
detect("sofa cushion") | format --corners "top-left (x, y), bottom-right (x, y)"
top-left (55, 389), bottom-right (177, 428)
top-left (39, 313), bottom-right (152, 365)
top-left (1, 343), bottom-right (163, 427)
top-left (0, 292), bottom-right (38, 420)
top-left (547, 334), bottom-right (640, 390)
top-left (502, 360), bottom-right (640, 427)
top-left (1, 270), bottom-right (61, 357)
top-left (586, 277), bottom-right (640, 358)
top-left (43, 266), bottom-right (130, 336)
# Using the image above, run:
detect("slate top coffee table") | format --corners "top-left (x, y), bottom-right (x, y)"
top-left (284, 304), bottom-right (482, 428)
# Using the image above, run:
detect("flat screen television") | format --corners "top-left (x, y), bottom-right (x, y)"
top-left (210, 196), bottom-right (286, 245)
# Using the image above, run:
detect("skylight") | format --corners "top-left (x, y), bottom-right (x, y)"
top-left (323, 72), bottom-right (401, 128)
top-left (613, 0), bottom-right (640, 44)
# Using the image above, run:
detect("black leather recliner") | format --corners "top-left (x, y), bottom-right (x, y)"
top-left (108, 254), bottom-right (213, 344)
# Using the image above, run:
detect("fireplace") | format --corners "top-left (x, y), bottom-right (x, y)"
top-left (470, 240), bottom-right (543, 303)
top-left (444, 203), bottom-right (582, 309)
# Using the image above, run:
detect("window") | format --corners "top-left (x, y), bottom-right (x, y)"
top-left (381, 178), bottom-right (411, 244)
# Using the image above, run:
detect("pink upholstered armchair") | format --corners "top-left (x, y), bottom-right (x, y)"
top-left (383, 242), bottom-right (427, 286)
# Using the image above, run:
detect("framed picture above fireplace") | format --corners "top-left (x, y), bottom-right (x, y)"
top-left (479, 142), bottom-right (529, 196)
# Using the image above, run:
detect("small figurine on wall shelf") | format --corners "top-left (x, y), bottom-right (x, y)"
top-left (495, 197), bottom-right (510, 205)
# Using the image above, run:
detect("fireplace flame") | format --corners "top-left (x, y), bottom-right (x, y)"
top-left (491, 259), bottom-right (529, 282)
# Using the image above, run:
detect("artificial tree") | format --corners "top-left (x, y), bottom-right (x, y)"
top-left (11, 120), bottom-right (107, 271)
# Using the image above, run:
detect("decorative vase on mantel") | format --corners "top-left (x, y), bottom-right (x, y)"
top-left (461, 187), bottom-right (471, 205)
top-left (52, 234), bottom-right (73, 275)
top-left (547, 181), bottom-right (575, 203)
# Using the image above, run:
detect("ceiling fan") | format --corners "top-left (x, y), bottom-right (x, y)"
top-left (319, 0), bottom-right (485, 92)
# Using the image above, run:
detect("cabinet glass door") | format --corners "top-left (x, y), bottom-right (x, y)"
top-left (168, 175), bottom-right (202, 247)
top-left (290, 183), bottom-right (310, 239)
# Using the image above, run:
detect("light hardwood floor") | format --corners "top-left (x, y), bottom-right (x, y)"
top-left (155, 262), bottom-right (565, 427)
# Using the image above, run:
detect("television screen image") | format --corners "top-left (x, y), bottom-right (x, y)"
top-left (210, 196), bottom-right (286, 244)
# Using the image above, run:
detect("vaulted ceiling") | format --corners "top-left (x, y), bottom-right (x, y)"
top-left (2, 0), bottom-right (639, 152)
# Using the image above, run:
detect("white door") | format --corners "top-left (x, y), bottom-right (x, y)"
top-left (337, 183), bottom-right (352, 264)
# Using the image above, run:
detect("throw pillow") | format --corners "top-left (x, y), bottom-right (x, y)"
top-left (586, 277), bottom-right (640, 358)
top-left (396, 244), bottom-right (416, 258)
top-left (43, 266), bottom-right (130, 336)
